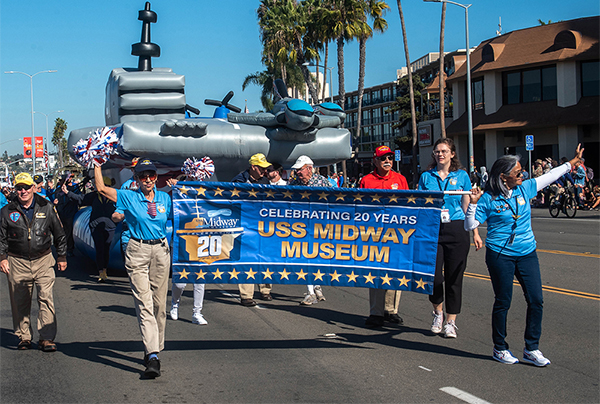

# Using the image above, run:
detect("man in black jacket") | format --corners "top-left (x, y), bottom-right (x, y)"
top-left (0, 172), bottom-right (67, 352)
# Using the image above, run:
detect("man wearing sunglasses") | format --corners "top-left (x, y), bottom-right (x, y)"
top-left (359, 145), bottom-right (408, 328)
top-left (0, 172), bottom-right (67, 352)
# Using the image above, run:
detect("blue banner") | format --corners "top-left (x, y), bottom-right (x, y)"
top-left (172, 182), bottom-right (443, 295)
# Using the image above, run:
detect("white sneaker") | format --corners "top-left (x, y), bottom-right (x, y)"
top-left (192, 313), bottom-right (208, 325)
top-left (431, 311), bottom-right (444, 333)
top-left (444, 320), bottom-right (457, 338)
top-left (300, 293), bottom-right (318, 305)
top-left (522, 349), bottom-right (551, 367)
top-left (314, 285), bottom-right (326, 301)
top-left (170, 305), bottom-right (179, 321)
top-left (493, 348), bottom-right (519, 364)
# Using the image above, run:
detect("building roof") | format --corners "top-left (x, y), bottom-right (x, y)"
top-left (447, 16), bottom-right (599, 83)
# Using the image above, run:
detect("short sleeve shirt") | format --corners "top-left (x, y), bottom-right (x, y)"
top-left (116, 188), bottom-right (171, 240)
top-left (359, 170), bottom-right (408, 190)
top-left (418, 169), bottom-right (471, 221)
top-left (475, 179), bottom-right (537, 256)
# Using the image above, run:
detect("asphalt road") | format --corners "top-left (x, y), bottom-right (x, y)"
top-left (1, 209), bottom-right (598, 403)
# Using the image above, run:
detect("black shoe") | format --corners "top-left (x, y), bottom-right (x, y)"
top-left (260, 293), bottom-right (273, 301)
top-left (144, 358), bottom-right (161, 378)
top-left (384, 313), bottom-right (404, 325)
top-left (365, 315), bottom-right (385, 328)
top-left (240, 298), bottom-right (257, 307)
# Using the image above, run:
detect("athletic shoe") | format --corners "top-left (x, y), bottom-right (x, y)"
top-left (444, 320), bottom-right (457, 338)
top-left (314, 286), bottom-right (326, 301)
top-left (144, 358), bottom-right (161, 378)
top-left (493, 348), bottom-right (519, 364)
top-left (300, 293), bottom-right (318, 305)
top-left (365, 315), bottom-right (385, 328)
top-left (384, 313), bottom-right (404, 325)
top-left (431, 311), bottom-right (444, 334)
top-left (522, 349), bottom-right (551, 367)
top-left (192, 313), bottom-right (208, 325)
top-left (98, 269), bottom-right (108, 283)
top-left (170, 305), bottom-right (179, 320)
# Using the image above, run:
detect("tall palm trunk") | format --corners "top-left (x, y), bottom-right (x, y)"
top-left (396, 0), bottom-right (418, 186)
top-left (336, 36), bottom-right (346, 109)
top-left (439, 2), bottom-right (447, 138)
top-left (355, 36), bottom-right (366, 162)
top-left (322, 42), bottom-right (329, 102)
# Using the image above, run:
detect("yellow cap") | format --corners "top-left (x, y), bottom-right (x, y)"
top-left (15, 172), bottom-right (34, 186)
top-left (249, 153), bottom-right (271, 168)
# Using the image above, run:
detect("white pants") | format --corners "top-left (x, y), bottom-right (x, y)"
top-left (172, 283), bottom-right (205, 314)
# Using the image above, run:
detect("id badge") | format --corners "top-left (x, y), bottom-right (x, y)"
top-left (507, 233), bottom-right (516, 246)
top-left (440, 209), bottom-right (451, 223)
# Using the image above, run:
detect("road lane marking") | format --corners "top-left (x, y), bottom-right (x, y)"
top-left (440, 387), bottom-right (492, 404)
top-left (418, 366), bottom-right (432, 371)
top-left (470, 244), bottom-right (599, 258)
top-left (465, 272), bottom-right (600, 301)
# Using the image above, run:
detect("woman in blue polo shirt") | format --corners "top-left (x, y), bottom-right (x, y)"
top-left (95, 159), bottom-right (171, 379)
top-left (465, 145), bottom-right (583, 366)
top-left (418, 138), bottom-right (482, 338)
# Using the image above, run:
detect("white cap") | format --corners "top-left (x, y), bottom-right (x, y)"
top-left (291, 155), bottom-right (314, 170)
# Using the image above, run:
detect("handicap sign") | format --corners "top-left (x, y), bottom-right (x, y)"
top-left (395, 150), bottom-right (401, 161)
top-left (525, 135), bottom-right (534, 151)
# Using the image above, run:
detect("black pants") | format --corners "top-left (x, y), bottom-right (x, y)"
top-left (429, 219), bottom-right (470, 314)
top-left (91, 223), bottom-right (115, 271)
top-left (60, 214), bottom-right (75, 253)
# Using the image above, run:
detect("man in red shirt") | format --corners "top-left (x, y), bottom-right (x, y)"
top-left (359, 145), bottom-right (408, 328)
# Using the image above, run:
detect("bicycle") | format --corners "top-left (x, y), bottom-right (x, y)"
top-left (548, 185), bottom-right (577, 218)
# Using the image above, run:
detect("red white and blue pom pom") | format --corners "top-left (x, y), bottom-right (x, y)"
top-left (182, 157), bottom-right (215, 180)
top-left (73, 126), bottom-right (119, 168)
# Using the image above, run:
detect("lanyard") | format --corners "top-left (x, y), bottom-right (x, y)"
top-left (497, 188), bottom-right (523, 222)
top-left (435, 174), bottom-right (450, 192)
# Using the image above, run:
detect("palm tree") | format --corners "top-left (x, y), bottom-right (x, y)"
top-left (439, 2), bottom-right (447, 138)
top-left (52, 117), bottom-right (68, 168)
top-left (395, 0), bottom-right (418, 185)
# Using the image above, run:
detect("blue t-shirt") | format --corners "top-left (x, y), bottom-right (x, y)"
top-left (0, 192), bottom-right (7, 209)
top-left (116, 188), bottom-right (172, 241)
top-left (419, 168), bottom-right (471, 221)
top-left (475, 179), bottom-right (537, 256)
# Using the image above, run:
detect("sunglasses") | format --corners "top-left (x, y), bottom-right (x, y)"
top-left (137, 173), bottom-right (157, 182)
top-left (377, 155), bottom-right (393, 161)
top-left (15, 184), bottom-right (33, 192)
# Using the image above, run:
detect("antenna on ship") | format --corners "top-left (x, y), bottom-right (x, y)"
top-left (131, 2), bottom-right (161, 71)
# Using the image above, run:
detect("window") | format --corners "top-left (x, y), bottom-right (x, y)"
top-left (372, 108), bottom-right (381, 124)
top-left (472, 79), bottom-right (484, 110)
top-left (362, 110), bottom-right (370, 125)
top-left (504, 72), bottom-right (521, 104)
top-left (522, 70), bottom-right (541, 102)
top-left (503, 65), bottom-right (557, 105)
top-left (542, 66), bottom-right (557, 100)
top-left (581, 60), bottom-right (599, 97)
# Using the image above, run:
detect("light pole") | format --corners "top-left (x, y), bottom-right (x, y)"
top-left (302, 62), bottom-right (335, 103)
top-left (4, 70), bottom-right (57, 175)
top-left (34, 110), bottom-right (63, 175)
top-left (423, 0), bottom-right (474, 173)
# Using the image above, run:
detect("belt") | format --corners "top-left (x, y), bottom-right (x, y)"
top-left (131, 237), bottom-right (165, 245)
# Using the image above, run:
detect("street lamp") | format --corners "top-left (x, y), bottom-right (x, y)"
top-left (34, 110), bottom-right (64, 175)
top-left (423, 0), bottom-right (474, 173)
top-left (302, 62), bottom-right (335, 103)
top-left (4, 69), bottom-right (58, 175)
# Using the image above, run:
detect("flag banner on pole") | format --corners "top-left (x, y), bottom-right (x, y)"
top-left (35, 137), bottom-right (44, 158)
top-left (23, 137), bottom-right (32, 159)
top-left (171, 182), bottom-right (443, 295)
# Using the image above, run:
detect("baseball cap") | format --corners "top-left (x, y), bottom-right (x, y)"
top-left (33, 174), bottom-right (44, 184)
top-left (15, 173), bottom-right (34, 186)
top-left (134, 159), bottom-right (158, 173)
top-left (126, 157), bottom-right (141, 169)
top-left (374, 145), bottom-right (394, 158)
top-left (249, 153), bottom-right (271, 168)
top-left (291, 155), bottom-right (314, 169)
top-left (103, 176), bottom-right (114, 186)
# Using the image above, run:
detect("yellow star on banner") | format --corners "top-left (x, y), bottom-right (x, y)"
top-left (330, 270), bottom-right (342, 282)
top-left (282, 190), bottom-right (294, 199)
top-left (196, 187), bottom-right (206, 196)
top-left (416, 278), bottom-right (427, 290)
top-left (178, 269), bottom-right (190, 279)
top-left (371, 194), bottom-right (382, 202)
top-left (313, 270), bottom-right (325, 281)
top-left (179, 186), bottom-right (189, 195)
top-left (334, 193), bottom-right (345, 201)
top-left (296, 269), bottom-right (308, 280)
top-left (363, 272), bottom-right (376, 284)
top-left (248, 189), bottom-right (259, 198)
top-left (347, 271), bottom-right (359, 283)
top-left (398, 276), bottom-right (410, 287)
top-left (425, 196), bottom-right (435, 204)
top-left (407, 195), bottom-right (417, 203)
top-left (279, 269), bottom-right (291, 280)
top-left (245, 268), bottom-right (257, 279)
top-left (214, 187), bottom-right (224, 196)
top-left (353, 194), bottom-right (364, 202)
top-left (262, 268), bottom-right (274, 279)
top-left (388, 195), bottom-right (399, 203)
top-left (380, 274), bottom-right (393, 286)
top-left (230, 188), bottom-right (241, 197)
top-left (300, 191), bottom-right (311, 199)
top-left (228, 269), bottom-right (240, 279)
top-left (195, 270), bottom-right (207, 280)
top-left (212, 269), bottom-right (224, 279)
top-left (265, 190), bottom-right (276, 198)
top-left (318, 192), bottom-right (329, 200)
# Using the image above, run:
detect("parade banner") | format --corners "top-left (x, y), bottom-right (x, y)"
top-left (171, 182), bottom-right (443, 295)
top-left (23, 137), bottom-right (32, 159)
top-left (35, 137), bottom-right (44, 158)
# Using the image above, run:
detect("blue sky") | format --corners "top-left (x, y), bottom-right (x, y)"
top-left (1, 0), bottom-right (597, 156)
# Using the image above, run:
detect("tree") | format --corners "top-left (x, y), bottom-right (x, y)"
top-left (52, 117), bottom-right (68, 168)
top-left (387, 74), bottom-right (425, 158)
top-left (439, 2), bottom-right (447, 138)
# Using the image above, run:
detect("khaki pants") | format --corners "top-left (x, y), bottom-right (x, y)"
top-left (238, 283), bottom-right (272, 299)
top-left (6, 254), bottom-right (57, 342)
top-left (369, 289), bottom-right (402, 317)
top-left (125, 239), bottom-right (170, 355)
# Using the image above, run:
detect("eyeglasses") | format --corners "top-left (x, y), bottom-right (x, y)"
top-left (15, 184), bottom-right (33, 192)
top-left (433, 150), bottom-right (451, 155)
top-left (137, 173), bottom-right (157, 182)
top-left (377, 155), bottom-right (394, 161)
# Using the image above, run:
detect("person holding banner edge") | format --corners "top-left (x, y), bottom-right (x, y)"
top-left (359, 145), bottom-right (408, 328)
top-left (418, 138), bottom-right (483, 339)
top-left (465, 144), bottom-right (584, 366)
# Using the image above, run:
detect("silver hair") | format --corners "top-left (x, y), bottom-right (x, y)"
top-left (485, 155), bottom-right (521, 198)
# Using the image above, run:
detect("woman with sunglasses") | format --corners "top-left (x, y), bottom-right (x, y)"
top-left (465, 145), bottom-right (583, 366)
top-left (94, 159), bottom-right (171, 378)
top-left (418, 138), bottom-right (483, 338)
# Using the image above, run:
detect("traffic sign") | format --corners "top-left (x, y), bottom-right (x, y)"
top-left (526, 134), bottom-right (534, 151)
top-left (395, 150), bottom-right (401, 161)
